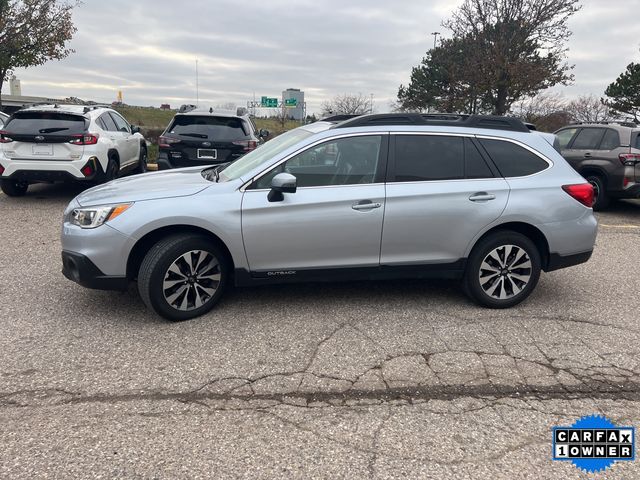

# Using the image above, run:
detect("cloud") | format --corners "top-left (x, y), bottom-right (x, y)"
top-left (9, 0), bottom-right (638, 113)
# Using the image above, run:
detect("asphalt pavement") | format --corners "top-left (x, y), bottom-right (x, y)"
top-left (1, 183), bottom-right (639, 479)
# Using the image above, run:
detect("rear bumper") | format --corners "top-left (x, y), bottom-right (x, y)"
top-left (62, 250), bottom-right (129, 290)
top-left (545, 250), bottom-right (593, 272)
top-left (611, 183), bottom-right (640, 199)
top-left (157, 152), bottom-right (241, 170)
top-left (0, 156), bottom-right (102, 182)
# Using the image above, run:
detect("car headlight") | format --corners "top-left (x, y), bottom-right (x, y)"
top-left (70, 203), bottom-right (132, 229)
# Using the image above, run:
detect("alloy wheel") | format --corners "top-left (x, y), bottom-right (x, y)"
top-left (478, 244), bottom-right (532, 300)
top-left (162, 250), bottom-right (221, 311)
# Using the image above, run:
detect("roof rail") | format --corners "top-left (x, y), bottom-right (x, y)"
top-left (571, 121), bottom-right (638, 128)
top-left (332, 113), bottom-right (530, 133)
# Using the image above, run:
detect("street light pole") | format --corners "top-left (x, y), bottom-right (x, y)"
top-left (431, 31), bottom-right (440, 49)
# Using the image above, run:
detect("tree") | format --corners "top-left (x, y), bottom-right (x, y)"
top-left (0, 0), bottom-right (78, 107)
top-left (442, 0), bottom-right (580, 115)
top-left (566, 94), bottom-right (612, 123)
top-left (320, 93), bottom-right (372, 117)
top-left (603, 62), bottom-right (640, 121)
top-left (397, 36), bottom-right (490, 114)
top-left (510, 92), bottom-right (571, 131)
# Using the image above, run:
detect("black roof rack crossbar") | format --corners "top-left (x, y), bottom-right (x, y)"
top-left (332, 113), bottom-right (530, 133)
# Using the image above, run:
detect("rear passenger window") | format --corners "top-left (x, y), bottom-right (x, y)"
top-left (571, 128), bottom-right (605, 150)
top-left (599, 129), bottom-right (620, 150)
top-left (465, 138), bottom-right (493, 179)
top-left (479, 139), bottom-right (549, 177)
top-left (556, 128), bottom-right (578, 149)
top-left (100, 113), bottom-right (118, 132)
top-left (394, 135), bottom-right (464, 181)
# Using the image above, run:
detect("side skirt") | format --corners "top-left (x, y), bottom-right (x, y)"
top-left (234, 260), bottom-right (466, 287)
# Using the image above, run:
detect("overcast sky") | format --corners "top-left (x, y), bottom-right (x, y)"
top-left (9, 0), bottom-right (640, 114)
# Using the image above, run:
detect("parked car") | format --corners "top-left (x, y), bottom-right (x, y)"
top-left (554, 122), bottom-right (640, 210)
top-left (0, 111), bottom-right (8, 128)
top-left (61, 113), bottom-right (597, 321)
top-left (0, 104), bottom-right (147, 197)
top-left (157, 107), bottom-right (268, 170)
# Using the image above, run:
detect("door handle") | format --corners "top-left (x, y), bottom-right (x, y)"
top-left (584, 152), bottom-right (592, 158)
top-left (352, 201), bottom-right (382, 211)
top-left (469, 192), bottom-right (496, 202)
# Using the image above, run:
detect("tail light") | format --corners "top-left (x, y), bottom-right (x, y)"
top-left (0, 164), bottom-right (4, 176)
top-left (619, 153), bottom-right (640, 166)
top-left (0, 131), bottom-right (13, 143)
top-left (562, 183), bottom-right (594, 208)
top-left (69, 133), bottom-right (99, 145)
top-left (233, 140), bottom-right (257, 152)
top-left (159, 136), bottom-right (181, 148)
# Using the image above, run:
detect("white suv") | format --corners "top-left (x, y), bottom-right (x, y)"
top-left (0, 105), bottom-right (147, 196)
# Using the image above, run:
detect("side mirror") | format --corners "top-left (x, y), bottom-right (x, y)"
top-left (131, 125), bottom-right (140, 134)
top-left (268, 172), bottom-right (297, 202)
top-left (259, 128), bottom-right (270, 138)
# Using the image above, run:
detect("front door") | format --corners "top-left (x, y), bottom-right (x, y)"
top-left (242, 134), bottom-right (388, 273)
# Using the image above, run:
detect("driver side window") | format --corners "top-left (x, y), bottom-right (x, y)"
top-left (254, 135), bottom-right (382, 189)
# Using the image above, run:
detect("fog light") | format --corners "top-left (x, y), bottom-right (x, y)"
top-left (81, 158), bottom-right (96, 177)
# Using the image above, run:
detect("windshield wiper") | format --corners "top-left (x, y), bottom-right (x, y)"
top-left (179, 132), bottom-right (208, 139)
top-left (39, 127), bottom-right (69, 133)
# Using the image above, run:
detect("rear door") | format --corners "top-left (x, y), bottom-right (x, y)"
top-left (165, 115), bottom-right (250, 165)
top-left (561, 127), bottom-right (606, 168)
top-left (0, 111), bottom-right (88, 161)
top-left (109, 112), bottom-right (138, 166)
top-left (381, 134), bottom-right (509, 265)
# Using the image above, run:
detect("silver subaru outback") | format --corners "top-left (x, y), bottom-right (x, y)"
top-left (61, 114), bottom-right (598, 321)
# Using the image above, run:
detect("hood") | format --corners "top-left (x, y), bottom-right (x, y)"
top-left (76, 167), bottom-right (211, 206)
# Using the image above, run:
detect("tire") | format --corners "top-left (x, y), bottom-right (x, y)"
top-left (133, 145), bottom-right (148, 174)
top-left (138, 234), bottom-right (228, 321)
top-left (464, 231), bottom-right (541, 309)
top-left (584, 174), bottom-right (609, 211)
top-left (101, 156), bottom-right (119, 183)
top-left (0, 179), bottom-right (29, 197)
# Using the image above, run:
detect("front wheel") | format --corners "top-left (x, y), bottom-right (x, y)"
top-left (1, 179), bottom-right (29, 197)
top-left (464, 231), bottom-right (541, 309)
top-left (134, 146), bottom-right (148, 174)
top-left (138, 234), bottom-right (228, 321)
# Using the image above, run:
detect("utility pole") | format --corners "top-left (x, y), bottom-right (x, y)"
top-left (431, 31), bottom-right (440, 49)
top-left (195, 59), bottom-right (199, 107)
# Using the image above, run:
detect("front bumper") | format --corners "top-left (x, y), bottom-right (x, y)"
top-left (62, 250), bottom-right (129, 290)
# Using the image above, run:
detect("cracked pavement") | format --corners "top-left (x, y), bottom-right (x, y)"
top-left (1, 184), bottom-right (640, 479)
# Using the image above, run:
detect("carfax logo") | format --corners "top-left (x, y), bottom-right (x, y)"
top-left (552, 415), bottom-right (635, 473)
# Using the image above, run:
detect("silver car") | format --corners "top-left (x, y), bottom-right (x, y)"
top-left (61, 114), bottom-right (598, 321)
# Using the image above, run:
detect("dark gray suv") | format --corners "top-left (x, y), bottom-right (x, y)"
top-left (555, 122), bottom-right (640, 210)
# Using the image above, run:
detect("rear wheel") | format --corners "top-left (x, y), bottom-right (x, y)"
top-left (101, 157), bottom-right (119, 183)
top-left (134, 145), bottom-right (148, 174)
top-left (585, 174), bottom-right (609, 211)
top-left (138, 234), bottom-right (228, 321)
top-left (464, 231), bottom-right (541, 309)
top-left (0, 179), bottom-right (29, 197)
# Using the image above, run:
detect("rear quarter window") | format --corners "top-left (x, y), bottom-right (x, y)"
top-left (479, 139), bottom-right (549, 177)
top-left (4, 112), bottom-right (88, 135)
top-left (599, 129), bottom-right (620, 150)
top-left (169, 115), bottom-right (249, 140)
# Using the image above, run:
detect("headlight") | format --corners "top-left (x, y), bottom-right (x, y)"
top-left (70, 203), bottom-right (132, 229)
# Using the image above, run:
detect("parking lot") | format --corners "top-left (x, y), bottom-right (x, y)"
top-left (0, 184), bottom-right (639, 479)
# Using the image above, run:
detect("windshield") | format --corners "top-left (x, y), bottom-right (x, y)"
top-left (220, 128), bottom-right (314, 181)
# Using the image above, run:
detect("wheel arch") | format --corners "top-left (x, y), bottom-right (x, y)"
top-left (467, 222), bottom-right (551, 271)
top-left (126, 225), bottom-right (235, 281)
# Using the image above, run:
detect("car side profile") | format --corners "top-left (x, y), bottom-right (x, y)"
top-left (0, 104), bottom-right (147, 197)
top-left (554, 122), bottom-right (640, 210)
top-left (61, 114), bottom-right (598, 321)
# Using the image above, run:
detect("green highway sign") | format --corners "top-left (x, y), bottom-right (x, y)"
top-left (284, 98), bottom-right (297, 108)
top-left (260, 96), bottom-right (278, 108)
